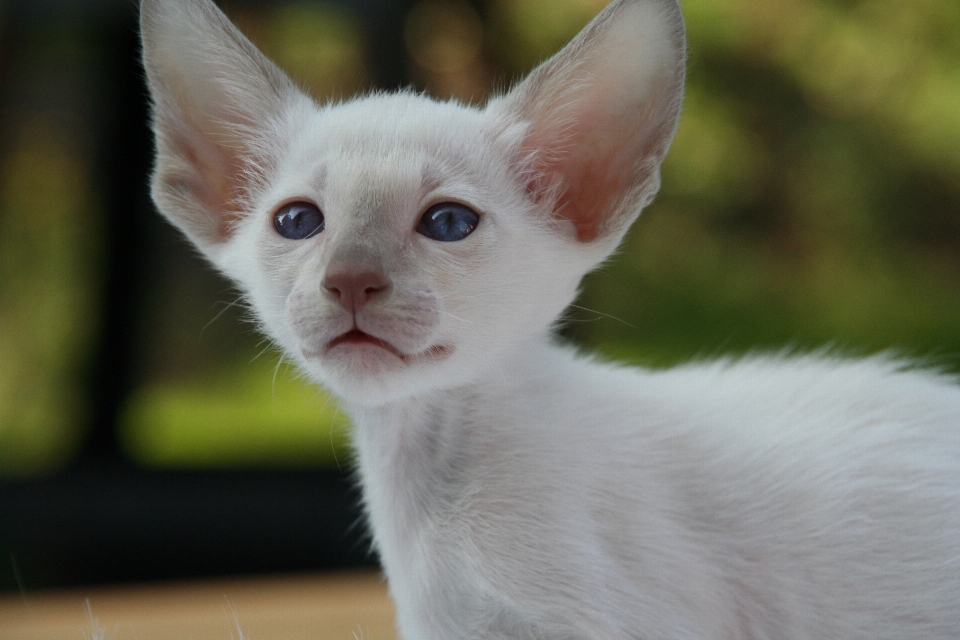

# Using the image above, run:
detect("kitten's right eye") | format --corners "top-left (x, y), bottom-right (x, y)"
top-left (273, 202), bottom-right (325, 240)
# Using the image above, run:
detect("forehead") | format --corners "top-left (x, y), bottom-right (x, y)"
top-left (295, 94), bottom-right (490, 178)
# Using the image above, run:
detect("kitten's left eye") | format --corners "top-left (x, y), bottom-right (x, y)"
top-left (274, 201), bottom-right (325, 240)
top-left (416, 202), bottom-right (479, 242)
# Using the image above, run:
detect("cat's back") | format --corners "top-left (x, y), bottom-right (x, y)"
top-left (488, 347), bottom-right (960, 636)
top-left (526, 347), bottom-right (960, 456)
top-left (526, 348), bottom-right (960, 504)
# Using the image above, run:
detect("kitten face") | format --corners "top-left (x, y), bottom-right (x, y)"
top-left (141, 0), bottom-right (684, 406)
top-left (217, 95), bottom-right (588, 404)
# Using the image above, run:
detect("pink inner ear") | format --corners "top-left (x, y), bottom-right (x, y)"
top-left (550, 147), bottom-right (630, 243)
top-left (527, 152), bottom-right (627, 243)
top-left (523, 84), bottom-right (669, 243)
top-left (166, 122), bottom-right (248, 242)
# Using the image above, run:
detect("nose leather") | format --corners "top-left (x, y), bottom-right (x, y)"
top-left (322, 270), bottom-right (390, 313)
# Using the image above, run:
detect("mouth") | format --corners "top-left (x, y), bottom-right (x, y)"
top-left (320, 329), bottom-right (451, 364)
top-left (327, 329), bottom-right (405, 358)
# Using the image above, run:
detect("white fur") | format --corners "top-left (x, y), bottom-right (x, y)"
top-left (141, 0), bottom-right (960, 637)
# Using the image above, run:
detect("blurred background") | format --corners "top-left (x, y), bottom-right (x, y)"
top-left (1, 0), bottom-right (958, 590)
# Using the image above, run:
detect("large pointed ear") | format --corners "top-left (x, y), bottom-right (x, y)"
top-left (141, 0), bottom-right (310, 254)
top-left (490, 0), bottom-right (685, 244)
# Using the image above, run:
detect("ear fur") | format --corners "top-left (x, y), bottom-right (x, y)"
top-left (490, 0), bottom-right (685, 244)
top-left (141, 0), bottom-right (310, 253)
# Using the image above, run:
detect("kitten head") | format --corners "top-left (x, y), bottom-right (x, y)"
top-left (141, 0), bottom-right (685, 405)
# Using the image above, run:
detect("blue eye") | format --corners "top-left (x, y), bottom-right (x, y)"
top-left (416, 202), bottom-right (479, 242)
top-left (274, 201), bottom-right (324, 240)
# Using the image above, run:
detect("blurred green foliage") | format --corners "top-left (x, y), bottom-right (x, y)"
top-left (0, 113), bottom-right (102, 475)
top-left (236, 2), bottom-right (368, 100)
top-left (120, 358), bottom-right (351, 469)
top-left (563, 0), bottom-right (960, 369)
top-left (1, 0), bottom-right (958, 474)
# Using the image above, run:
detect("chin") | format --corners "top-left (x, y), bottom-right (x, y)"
top-left (300, 341), bottom-right (459, 407)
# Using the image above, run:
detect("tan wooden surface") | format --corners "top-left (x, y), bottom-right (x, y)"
top-left (0, 570), bottom-right (399, 640)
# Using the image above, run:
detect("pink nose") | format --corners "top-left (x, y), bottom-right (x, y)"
top-left (322, 270), bottom-right (390, 313)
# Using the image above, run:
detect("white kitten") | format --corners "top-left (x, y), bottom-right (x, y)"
top-left (140, 0), bottom-right (960, 637)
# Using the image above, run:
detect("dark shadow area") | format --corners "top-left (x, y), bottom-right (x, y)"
top-left (0, 468), bottom-right (373, 590)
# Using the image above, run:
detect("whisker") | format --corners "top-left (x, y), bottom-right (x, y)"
top-left (201, 295), bottom-right (245, 336)
top-left (319, 392), bottom-right (347, 474)
top-left (271, 354), bottom-right (286, 403)
top-left (566, 303), bottom-right (637, 329)
top-left (250, 342), bottom-right (276, 363)
top-left (439, 309), bottom-right (473, 323)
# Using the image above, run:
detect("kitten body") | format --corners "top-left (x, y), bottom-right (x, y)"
top-left (140, 0), bottom-right (960, 637)
top-left (355, 346), bottom-right (960, 638)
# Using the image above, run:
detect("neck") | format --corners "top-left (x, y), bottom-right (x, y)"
top-left (346, 336), bottom-right (560, 583)
top-left (347, 379), bottom-right (471, 609)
